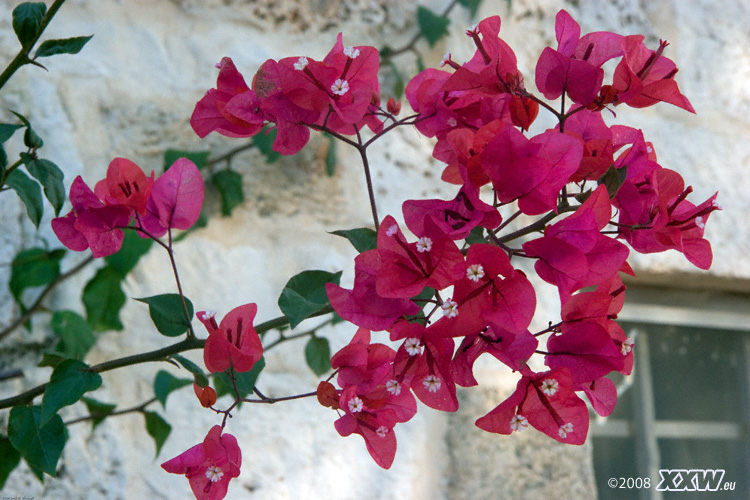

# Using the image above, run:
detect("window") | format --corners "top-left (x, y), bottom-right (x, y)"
top-left (591, 286), bottom-right (750, 500)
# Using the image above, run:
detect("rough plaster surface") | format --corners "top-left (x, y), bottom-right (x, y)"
top-left (1, 0), bottom-right (748, 499)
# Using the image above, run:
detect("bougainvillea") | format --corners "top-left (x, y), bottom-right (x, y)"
top-left (36, 7), bottom-right (719, 500)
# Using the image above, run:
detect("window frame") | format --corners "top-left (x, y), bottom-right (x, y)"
top-left (589, 285), bottom-right (750, 500)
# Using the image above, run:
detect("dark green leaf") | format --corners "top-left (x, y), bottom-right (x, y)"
top-left (172, 354), bottom-right (209, 388)
top-left (8, 112), bottom-right (43, 149)
top-left (211, 169), bottom-right (244, 216)
top-left (80, 397), bottom-right (117, 430)
top-left (37, 352), bottom-right (67, 369)
top-left (304, 336), bottom-right (331, 376)
top-left (21, 154), bottom-right (65, 215)
top-left (278, 270), bottom-right (342, 329)
top-left (457, 0), bottom-right (483, 18)
top-left (330, 227), bottom-right (378, 253)
top-left (324, 134), bottom-right (337, 176)
top-left (51, 310), bottom-right (96, 359)
top-left (465, 226), bottom-right (486, 245)
top-left (153, 370), bottom-right (192, 409)
top-left (5, 170), bottom-right (43, 227)
top-left (213, 357), bottom-right (265, 399)
top-left (0, 435), bottom-right (22, 488)
top-left (135, 294), bottom-right (194, 337)
top-left (104, 230), bottom-right (153, 277)
top-left (387, 61), bottom-right (405, 99)
top-left (35, 35), bottom-right (93, 58)
top-left (12, 2), bottom-right (46, 49)
top-left (9, 247), bottom-right (64, 309)
top-left (83, 266), bottom-right (126, 331)
top-left (143, 411), bottom-right (171, 458)
top-left (597, 164), bottom-right (627, 199)
top-left (41, 359), bottom-right (102, 425)
top-left (411, 287), bottom-right (435, 320)
top-left (0, 145), bottom-right (7, 176)
top-left (252, 125), bottom-right (281, 163)
top-left (0, 123), bottom-right (23, 143)
top-left (163, 149), bottom-right (210, 172)
top-left (417, 6), bottom-right (450, 47)
top-left (8, 405), bottom-right (67, 477)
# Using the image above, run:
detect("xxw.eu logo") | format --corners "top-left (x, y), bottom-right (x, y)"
top-left (656, 469), bottom-right (733, 492)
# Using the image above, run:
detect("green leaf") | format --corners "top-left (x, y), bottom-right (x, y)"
top-left (457, 0), bottom-right (483, 18)
top-left (387, 61), bottom-right (405, 99)
top-left (465, 226), bottom-right (486, 245)
top-left (37, 352), bottom-right (67, 369)
top-left (21, 154), bottom-right (65, 215)
top-left (252, 125), bottom-right (281, 163)
top-left (80, 397), bottom-right (117, 430)
top-left (163, 149), bottom-right (210, 171)
top-left (41, 359), bottom-right (102, 425)
top-left (143, 411), bottom-right (171, 458)
top-left (324, 134), bottom-right (337, 176)
top-left (304, 336), bottom-right (331, 376)
top-left (8, 405), bottom-right (67, 477)
top-left (50, 310), bottom-right (96, 359)
top-left (35, 35), bottom-right (93, 58)
top-left (135, 294), bottom-right (194, 337)
top-left (9, 247), bottom-right (64, 310)
top-left (0, 123), bottom-right (23, 143)
top-left (213, 357), bottom-right (265, 399)
top-left (104, 229), bottom-right (153, 277)
top-left (0, 435), bottom-right (22, 488)
top-left (330, 227), bottom-right (378, 253)
top-left (417, 6), bottom-right (450, 47)
top-left (211, 169), bottom-right (244, 216)
top-left (6, 169), bottom-right (43, 227)
top-left (597, 164), bottom-right (628, 199)
top-left (153, 370), bottom-right (192, 408)
top-left (83, 266), bottom-right (126, 331)
top-left (172, 354), bottom-right (209, 388)
top-left (278, 270), bottom-right (342, 329)
top-left (12, 2), bottom-right (46, 49)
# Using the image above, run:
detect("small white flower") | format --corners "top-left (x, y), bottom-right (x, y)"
top-left (447, 117), bottom-right (458, 128)
top-left (621, 337), bottom-right (635, 355)
top-left (441, 298), bottom-right (459, 318)
top-left (509, 414), bottom-right (528, 432)
top-left (646, 145), bottom-right (654, 154)
top-left (348, 396), bottom-right (364, 413)
top-left (558, 422), bottom-right (574, 439)
top-left (376, 426), bottom-right (389, 438)
top-left (695, 216), bottom-right (705, 229)
top-left (199, 311), bottom-right (216, 321)
top-left (713, 199), bottom-right (722, 210)
top-left (466, 24), bottom-right (479, 35)
top-left (440, 52), bottom-right (451, 67)
top-left (343, 46), bottom-right (360, 58)
top-left (466, 264), bottom-right (485, 282)
top-left (423, 374), bottom-right (441, 393)
top-left (416, 236), bottom-right (433, 253)
top-left (386, 379), bottom-right (401, 395)
top-left (205, 466), bottom-right (224, 483)
top-left (331, 78), bottom-right (349, 96)
top-left (293, 56), bottom-right (308, 71)
top-left (541, 378), bottom-right (559, 396)
top-left (386, 224), bottom-right (399, 237)
top-left (404, 337), bottom-right (422, 356)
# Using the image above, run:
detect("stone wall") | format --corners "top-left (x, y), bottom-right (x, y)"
top-left (1, 0), bottom-right (748, 499)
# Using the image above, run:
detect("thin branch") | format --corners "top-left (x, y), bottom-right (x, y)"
top-left (64, 396), bottom-right (158, 426)
top-left (0, 255), bottom-right (94, 343)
